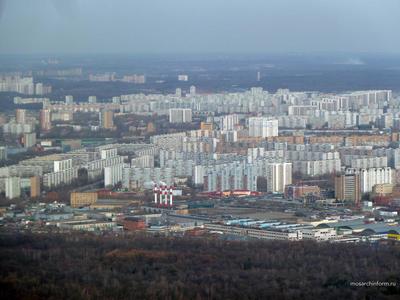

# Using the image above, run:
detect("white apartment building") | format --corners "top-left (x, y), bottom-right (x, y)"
top-left (169, 108), bottom-right (192, 123)
top-left (0, 147), bottom-right (7, 161)
top-left (43, 168), bottom-right (79, 188)
top-left (86, 156), bottom-right (124, 180)
top-left (54, 159), bottom-right (73, 173)
top-left (5, 177), bottom-right (21, 199)
top-left (292, 159), bottom-right (341, 176)
top-left (359, 167), bottom-right (393, 193)
top-left (101, 148), bottom-right (118, 160)
top-left (23, 132), bottom-right (37, 148)
top-left (248, 117), bottom-right (278, 138)
top-left (131, 155), bottom-right (155, 168)
top-left (104, 164), bottom-right (123, 187)
top-left (65, 95), bottom-right (74, 105)
top-left (220, 114), bottom-right (239, 131)
top-left (266, 162), bottom-right (292, 193)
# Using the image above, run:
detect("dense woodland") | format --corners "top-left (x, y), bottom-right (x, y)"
top-left (0, 232), bottom-right (400, 300)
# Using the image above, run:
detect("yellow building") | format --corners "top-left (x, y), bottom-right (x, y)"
top-left (387, 233), bottom-right (400, 241)
top-left (100, 110), bottom-right (114, 129)
top-left (200, 122), bottom-right (213, 131)
top-left (30, 176), bottom-right (41, 198)
top-left (70, 192), bottom-right (98, 208)
top-left (372, 183), bottom-right (394, 196)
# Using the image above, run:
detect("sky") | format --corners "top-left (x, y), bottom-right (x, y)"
top-left (0, 0), bottom-right (399, 55)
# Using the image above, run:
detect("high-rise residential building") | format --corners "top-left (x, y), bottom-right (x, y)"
top-left (54, 159), bottom-right (73, 172)
top-left (248, 117), bottom-right (279, 138)
top-left (220, 114), bottom-right (239, 131)
top-left (121, 74), bottom-right (146, 84)
top-left (359, 167), bottom-right (393, 193)
top-left (112, 96), bottom-right (121, 104)
top-left (35, 83), bottom-right (44, 95)
top-left (88, 95), bottom-right (97, 103)
top-left (65, 95), bottom-right (74, 105)
top-left (30, 176), bottom-right (41, 198)
top-left (100, 110), bottom-right (114, 129)
top-left (189, 85), bottom-right (196, 96)
top-left (146, 122), bottom-right (156, 134)
top-left (101, 148), bottom-right (117, 159)
top-left (178, 75), bottom-right (189, 81)
top-left (335, 172), bottom-right (361, 204)
top-left (175, 88), bottom-right (182, 97)
top-left (23, 132), bottom-right (37, 148)
top-left (40, 109), bottom-right (52, 131)
top-left (5, 177), bottom-right (21, 199)
top-left (0, 146), bottom-right (7, 161)
top-left (266, 162), bottom-right (292, 193)
top-left (15, 109), bottom-right (26, 124)
top-left (169, 108), bottom-right (192, 123)
top-left (104, 164), bottom-right (123, 187)
top-left (131, 155), bottom-right (155, 168)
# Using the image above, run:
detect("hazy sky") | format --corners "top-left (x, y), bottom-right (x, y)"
top-left (0, 0), bottom-right (399, 54)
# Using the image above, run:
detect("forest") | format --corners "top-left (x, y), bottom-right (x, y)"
top-left (0, 232), bottom-right (399, 300)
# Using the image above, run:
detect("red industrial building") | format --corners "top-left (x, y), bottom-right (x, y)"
top-left (123, 217), bottom-right (146, 231)
top-left (284, 185), bottom-right (320, 200)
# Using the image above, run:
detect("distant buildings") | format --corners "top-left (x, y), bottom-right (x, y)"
top-left (266, 162), bottom-right (292, 193)
top-left (359, 167), bottom-right (393, 193)
top-left (285, 185), bottom-right (320, 200)
top-left (15, 109), bottom-right (26, 124)
top-left (65, 95), bottom-right (74, 105)
top-left (0, 147), bottom-right (7, 161)
top-left (169, 108), bottom-right (192, 123)
top-left (40, 109), bottom-right (52, 131)
top-left (89, 73), bottom-right (115, 82)
top-left (189, 85), bottom-right (196, 96)
top-left (178, 75), bottom-right (189, 82)
top-left (43, 159), bottom-right (78, 188)
top-left (200, 122), bottom-right (213, 131)
top-left (54, 159), bottom-right (73, 173)
top-left (30, 176), bottom-right (41, 198)
top-left (104, 164), bottom-right (123, 187)
top-left (70, 192), bottom-right (98, 208)
top-left (0, 76), bottom-right (51, 95)
top-left (335, 172), bottom-right (361, 204)
top-left (22, 132), bottom-right (36, 148)
top-left (220, 114), bottom-right (239, 131)
top-left (121, 74), bottom-right (146, 84)
top-left (5, 177), bottom-right (21, 199)
top-left (248, 117), bottom-right (278, 138)
top-left (88, 96), bottom-right (97, 104)
top-left (100, 110), bottom-right (114, 129)
top-left (3, 87), bottom-right (400, 215)
top-left (3, 122), bottom-right (33, 135)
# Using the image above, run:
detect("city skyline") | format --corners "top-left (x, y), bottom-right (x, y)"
top-left (1, 1), bottom-right (400, 299)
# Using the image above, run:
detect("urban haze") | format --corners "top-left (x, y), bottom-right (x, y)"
top-left (0, 1), bottom-right (400, 300)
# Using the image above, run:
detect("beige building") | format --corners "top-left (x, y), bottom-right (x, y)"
top-left (335, 173), bottom-right (361, 204)
top-left (30, 176), bottom-right (41, 198)
top-left (100, 110), bottom-right (114, 129)
top-left (70, 192), bottom-right (98, 208)
top-left (40, 109), bottom-right (52, 131)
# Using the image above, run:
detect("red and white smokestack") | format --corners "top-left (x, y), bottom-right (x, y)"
top-left (154, 185), bottom-right (158, 204)
top-left (169, 186), bottom-right (173, 207)
top-left (163, 185), bottom-right (168, 206)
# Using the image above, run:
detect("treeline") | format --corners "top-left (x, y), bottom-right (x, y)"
top-left (0, 232), bottom-right (399, 299)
